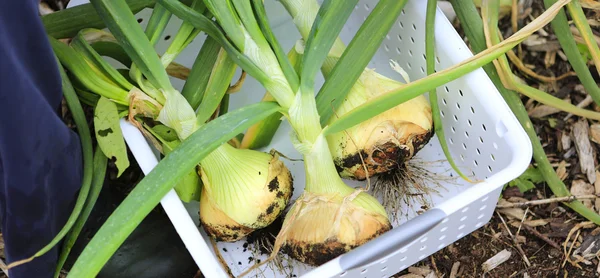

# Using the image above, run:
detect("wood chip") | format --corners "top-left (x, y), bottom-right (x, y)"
top-left (524, 273), bottom-right (531, 278)
top-left (526, 41), bottom-right (561, 52)
top-left (564, 148), bottom-right (576, 159)
top-left (562, 131), bottom-right (572, 151)
top-left (571, 180), bottom-right (595, 210)
top-left (564, 95), bottom-right (594, 121)
top-left (528, 104), bottom-right (561, 118)
top-left (557, 50), bottom-right (568, 61)
top-left (498, 199), bottom-right (526, 220)
top-left (449, 262), bottom-right (460, 278)
top-left (408, 266), bottom-right (432, 276)
top-left (590, 124), bottom-right (600, 145)
top-left (524, 219), bottom-right (549, 227)
top-left (482, 249), bottom-right (512, 273)
top-left (522, 34), bottom-right (546, 47)
top-left (544, 51), bottom-right (557, 68)
top-left (425, 272), bottom-right (438, 278)
top-left (399, 274), bottom-right (423, 278)
top-left (573, 119), bottom-right (596, 184)
top-left (556, 160), bottom-right (568, 181)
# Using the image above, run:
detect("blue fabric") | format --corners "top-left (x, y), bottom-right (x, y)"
top-left (0, 1), bottom-right (83, 277)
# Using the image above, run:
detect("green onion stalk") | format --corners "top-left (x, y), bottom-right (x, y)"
top-left (53, 1), bottom-right (294, 241)
top-left (50, 31), bottom-right (163, 121)
top-left (160, 0), bottom-right (394, 266)
top-left (280, 0), bottom-right (433, 181)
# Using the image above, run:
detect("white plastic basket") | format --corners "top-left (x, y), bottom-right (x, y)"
top-left (68, 0), bottom-right (533, 277)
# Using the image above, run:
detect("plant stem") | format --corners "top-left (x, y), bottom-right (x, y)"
top-left (512, 80), bottom-right (600, 120)
top-left (451, 0), bottom-right (600, 224)
top-left (181, 36), bottom-right (221, 110)
top-left (544, 0), bottom-right (600, 106)
top-left (426, 0), bottom-right (472, 182)
top-left (55, 147), bottom-right (107, 278)
top-left (567, 0), bottom-right (600, 78)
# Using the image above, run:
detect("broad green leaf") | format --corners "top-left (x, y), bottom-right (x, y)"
top-left (577, 42), bottom-right (592, 63)
top-left (508, 167), bottom-right (543, 193)
top-left (67, 101), bottom-right (282, 278)
top-left (508, 179), bottom-right (536, 193)
top-left (519, 167), bottom-right (545, 184)
top-left (94, 96), bottom-right (130, 177)
top-left (548, 118), bottom-right (558, 128)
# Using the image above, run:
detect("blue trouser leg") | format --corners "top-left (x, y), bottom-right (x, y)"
top-left (0, 1), bottom-right (83, 277)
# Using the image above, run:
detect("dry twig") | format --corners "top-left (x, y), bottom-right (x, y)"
top-left (496, 195), bottom-right (598, 208)
top-left (522, 224), bottom-right (562, 250)
top-left (497, 212), bottom-right (531, 267)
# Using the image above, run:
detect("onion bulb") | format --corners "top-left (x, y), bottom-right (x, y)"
top-left (281, 0), bottom-right (434, 180)
top-left (280, 191), bottom-right (391, 266)
top-left (199, 143), bottom-right (293, 241)
top-left (275, 133), bottom-right (391, 266)
top-left (326, 68), bottom-right (433, 180)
